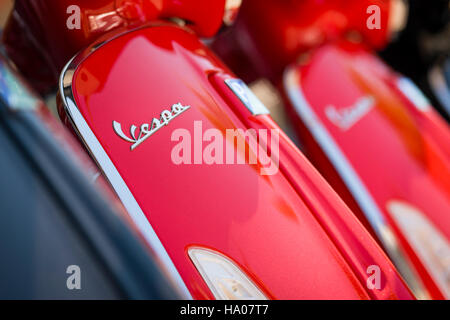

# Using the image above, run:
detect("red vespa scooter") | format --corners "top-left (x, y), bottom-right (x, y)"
top-left (2, 0), bottom-right (414, 299)
top-left (213, 0), bottom-right (450, 299)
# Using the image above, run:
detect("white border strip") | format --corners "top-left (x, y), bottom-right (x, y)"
top-left (283, 67), bottom-right (428, 299)
top-left (284, 69), bottom-right (387, 234)
top-left (60, 58), bottom-right (192, 299)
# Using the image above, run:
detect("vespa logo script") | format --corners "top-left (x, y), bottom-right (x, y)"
top-left (113, 103), bottom-right (191, 150)
top-left (325, 96), bottom-right (375, 131)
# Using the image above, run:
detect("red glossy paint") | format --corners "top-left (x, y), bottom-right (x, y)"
top-left (284, 41), bottom-right (450, 299)
top-left (213, 0), bottom-right (391, 83)
top-left (35, 104), bottom-right (132, 221)
top-left (65, 23), bottom-right (413, 299)
top-left (212, 0), bottom-right (450, 299)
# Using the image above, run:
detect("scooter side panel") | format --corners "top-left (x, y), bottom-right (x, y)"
top-left (61, 24), bottom-right (412, 299)
top-left (284, 41), bottom-right (450, 299)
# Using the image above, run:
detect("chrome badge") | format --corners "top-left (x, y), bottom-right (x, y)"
top-left (225, 78), bottom-right (270, 116)
top-left (113, 103), bottom-right (191, 150)
top-left (325, 96), bottom-right (375, 131)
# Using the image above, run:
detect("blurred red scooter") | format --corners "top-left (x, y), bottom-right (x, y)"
top-left (213, 0), bottom-right (450, 299)
top-left (1, 0), bottom-right (414, 299)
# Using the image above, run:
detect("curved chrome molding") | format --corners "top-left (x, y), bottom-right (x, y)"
top-left (283, 67), bottom-right (429, 299)
top-left (59, 30), bottom-right (192, 299)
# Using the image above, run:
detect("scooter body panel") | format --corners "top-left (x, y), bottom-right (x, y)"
top-left (284, 41), bottom-right (450, 299)
top-left (60, 24), bottom-right (413, 299)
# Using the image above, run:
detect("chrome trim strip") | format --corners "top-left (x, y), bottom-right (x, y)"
top-left (283, 67), bottom-right (429, 299)
top-left (225, 78), bottom-right (270, 115)
top-left (59, 38), bottom-right (192, 299)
